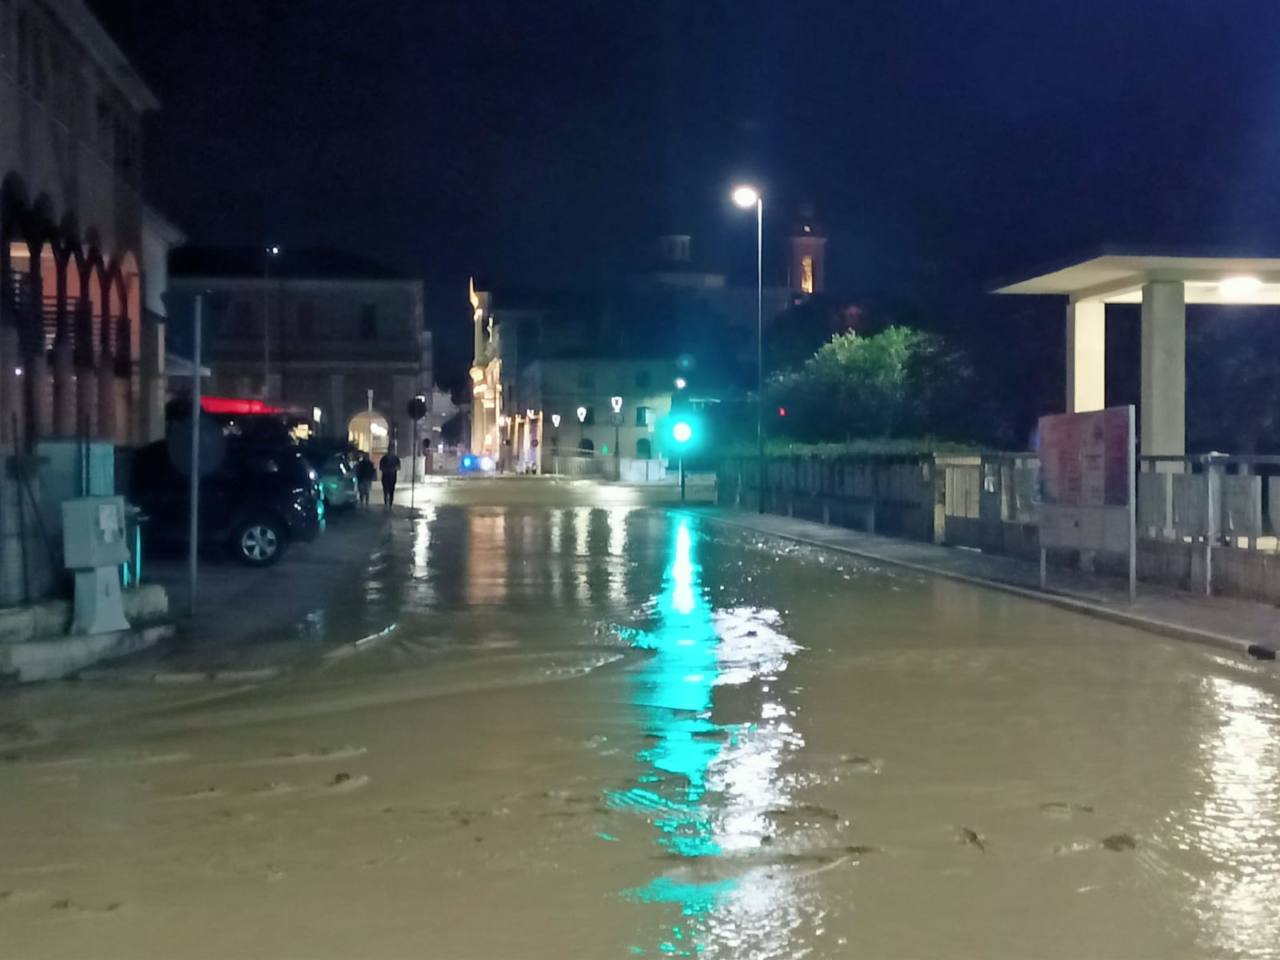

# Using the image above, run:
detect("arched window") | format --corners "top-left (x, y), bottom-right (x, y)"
top-left (636, 437), bottom-right (652, 459)
top-left (578, 437), bottom-right (595, 455)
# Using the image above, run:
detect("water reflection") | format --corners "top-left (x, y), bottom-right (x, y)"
top-left (613, 518), bottom-right (804, 956)
top-left (1189, 675), bottom-right (1280, 955)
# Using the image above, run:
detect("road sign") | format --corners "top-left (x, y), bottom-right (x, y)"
top-left (407, 396), bottom-right (427, 420)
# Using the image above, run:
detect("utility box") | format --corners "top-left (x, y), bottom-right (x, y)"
top-left (62, 496), bottom-right (131, 635)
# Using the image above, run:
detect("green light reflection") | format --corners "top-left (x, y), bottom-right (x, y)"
top-left (613, 519), bottom-right (737, 935)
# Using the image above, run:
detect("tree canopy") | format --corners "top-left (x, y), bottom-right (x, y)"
top-left (766, 326), bottom-right (977, 443)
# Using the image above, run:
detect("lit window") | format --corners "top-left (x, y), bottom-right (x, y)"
top-left (800, 255), bottom-right (815, 295)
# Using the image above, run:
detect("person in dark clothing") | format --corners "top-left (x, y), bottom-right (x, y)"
top-left (355, 454), bottom-right (376, 506)
top-left (379, 448), bottom-right (402, 508)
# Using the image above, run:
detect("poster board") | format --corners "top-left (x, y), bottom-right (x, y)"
top-left (1037, 405), bottom-right (1136, 599)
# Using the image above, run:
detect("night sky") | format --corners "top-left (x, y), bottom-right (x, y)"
top-left (93, 0), bottom-right (1280, 401)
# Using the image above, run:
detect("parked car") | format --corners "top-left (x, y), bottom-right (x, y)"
top-left (313, 452), bottom-right (358, 510)
top-left (129, 438), bottom-right (324, 566)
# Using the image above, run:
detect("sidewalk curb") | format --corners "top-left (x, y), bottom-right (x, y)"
top-left (693, 511), bottom-right (1277, 662)
top-left (322, 622), bottom-right (398, 661)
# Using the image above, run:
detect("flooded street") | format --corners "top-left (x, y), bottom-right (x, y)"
top-left (4, 504), bottom-right (1280, 959)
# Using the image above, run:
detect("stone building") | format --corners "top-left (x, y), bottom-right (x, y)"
top-left (0, 0), bottom-right (165, 452)
top-left (1, 0), bottom-right (168, 608)
top-left (167, 246), bottom-right (431, 465)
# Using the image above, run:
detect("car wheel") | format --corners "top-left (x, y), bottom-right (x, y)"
top-left (234, 517), bottom-right (286, 566)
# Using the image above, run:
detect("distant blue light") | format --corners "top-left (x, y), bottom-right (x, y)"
top-left (462, 455), bottom-right (474, 468)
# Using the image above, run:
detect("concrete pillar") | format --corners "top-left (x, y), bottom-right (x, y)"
top-left (53, 341), bottom-right (75, 436)
top-left (1066, 300), bottom-right (1105, 412)
top-left (1140, 280), bottom-right (1186, 457)
top-left (97, 358), bottom-right (117, 442)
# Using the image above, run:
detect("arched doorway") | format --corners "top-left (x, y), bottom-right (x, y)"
top-left (636, 437), bottom-right (652, 459)
top-left (578, 437), bottom-right (595, 455)
top-left (348, 410), bottom-right (390, 463)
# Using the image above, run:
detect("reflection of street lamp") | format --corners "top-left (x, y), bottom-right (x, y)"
top-left (732, 183), bottom-right (764, 513)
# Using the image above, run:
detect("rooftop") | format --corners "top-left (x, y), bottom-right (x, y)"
top-left (169, 246), bottom-right (410, 282)
top-left (993, 247), bottom-right (1280, 304)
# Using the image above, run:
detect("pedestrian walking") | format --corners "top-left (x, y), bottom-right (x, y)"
top-left (380, 447), bottom-right (402, 509)
top-left (355, 453), bottom-right (375, 507)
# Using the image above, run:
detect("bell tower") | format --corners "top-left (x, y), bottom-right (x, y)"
top-left (790, 206), bottom-right (826, 296)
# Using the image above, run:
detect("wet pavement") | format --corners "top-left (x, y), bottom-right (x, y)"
top-left (3, 501), bottom-right (1280, 959)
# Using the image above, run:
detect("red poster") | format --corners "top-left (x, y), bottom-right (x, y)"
top-left (1039, 407), bottom-right (1132, 507)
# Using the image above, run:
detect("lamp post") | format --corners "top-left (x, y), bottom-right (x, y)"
top-left (262, 245), bottom-right (280, 399)
top-left (551, 413), bottom-right (561, 475)
top-left (576, 405), bottom-right (587, 452)
top-left (610, 395), bottom-right (622, 479)
top-left (732, 185), bottom-right (764, 513)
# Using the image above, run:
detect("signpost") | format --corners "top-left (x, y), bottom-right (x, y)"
top-left (1037, 405), bottom-right (1136, 600)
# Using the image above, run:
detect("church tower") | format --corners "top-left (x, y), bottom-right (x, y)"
top-left (789, 206), bottom-right (827, 296)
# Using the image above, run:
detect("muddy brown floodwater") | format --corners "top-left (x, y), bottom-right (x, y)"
top-left (3, 506), bottom-right (1280, 959)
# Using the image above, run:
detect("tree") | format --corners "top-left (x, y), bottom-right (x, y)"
top-left (767, 326), bottom-right (976, 443)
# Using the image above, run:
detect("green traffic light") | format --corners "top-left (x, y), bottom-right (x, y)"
top-left (672, 421), bottom-right (693, 444)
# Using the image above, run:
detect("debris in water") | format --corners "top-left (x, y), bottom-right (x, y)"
top-left (1100, 833), bottom-right (1137, 852)
top-left (958, 827), bottom-right (986, 851)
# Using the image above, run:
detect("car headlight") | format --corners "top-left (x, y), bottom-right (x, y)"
top-left (480, 456), bottom-right (495, 471)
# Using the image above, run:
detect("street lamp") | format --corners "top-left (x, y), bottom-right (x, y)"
top-left (576, 405), bottom-right (587, 452)
top-left (674, 376), bottom-right (687, 391)
top-left (262, 244), bottom-right (281, 400)
top-left (731, 183), bottom-right (764, 513)
top-left (551, 413), bottom-right (561, 429)
top-left (610, 396), bottom-right (623, 473)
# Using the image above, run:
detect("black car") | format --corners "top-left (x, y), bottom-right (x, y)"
top-left (129, 438), bottom-right (324, 566)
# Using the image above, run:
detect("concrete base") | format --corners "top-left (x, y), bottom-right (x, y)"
top-left (1, 623), bottom-right (174, 683)
top-left (0, 583), bottom-right (169, 645)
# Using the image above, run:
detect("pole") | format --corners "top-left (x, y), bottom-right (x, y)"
top-left (680, 455), bottom-right (686, 502)
top-left (410, 417), bottom-right (418, 513)
top-left (261, 254), bottom-right (270, 399)
top-left (1127, 405), bottom-right (1137, 602)
top-left (188, 294), bottom-right (203, 618)
top-left (614, 415), bottom-right (620, 480)
top-left (755, 196), bottom-right (765, 514)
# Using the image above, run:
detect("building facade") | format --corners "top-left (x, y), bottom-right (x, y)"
top-left (0, 0), bottom-right (163, 452)
top-left (514, 357), bottom-right (679, 474)
top-left (168, 247), bottom-right (431, 465)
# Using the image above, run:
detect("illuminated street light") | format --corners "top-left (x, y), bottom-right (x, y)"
top-left (674, 377), bottom-right (687, 390)
top-left (731, 183), bottom-right (765, 513)
top-left (1219, 276), bottom-right (1263, 299)
top-left (610, 395), bottom-right (623, 414)
top-left (551, 413), bottom-right (561, 428)
top-left (731, 185), bottom-right (760, 209)
top-left (312, 406), bottom-right (322, 422)
top-left (576, 406), bottom-right (587, 423)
